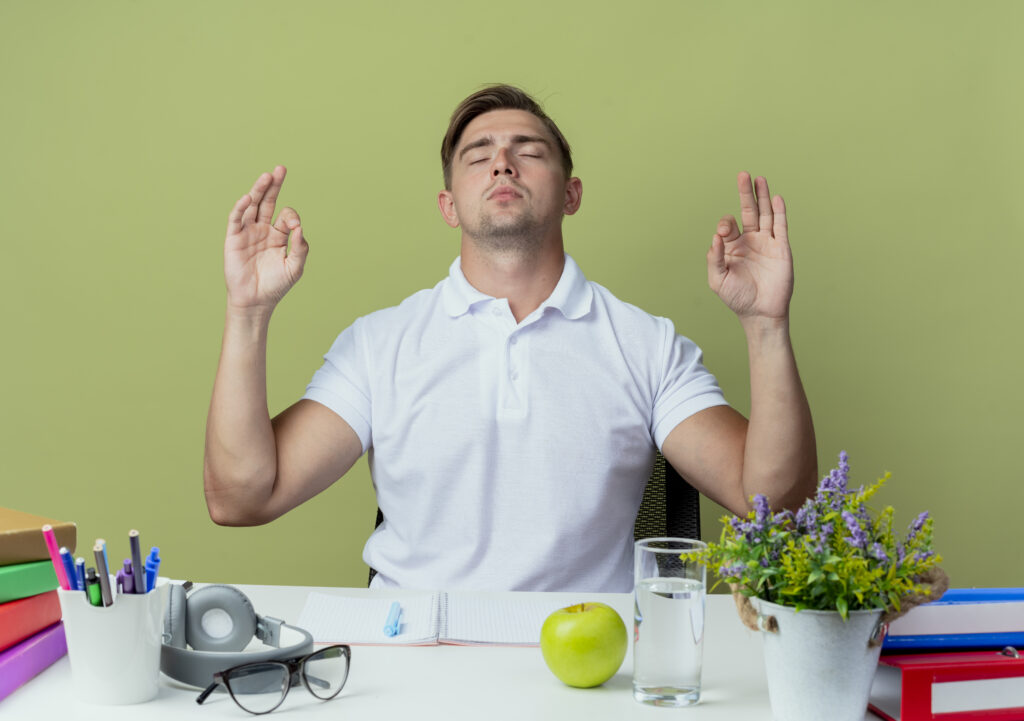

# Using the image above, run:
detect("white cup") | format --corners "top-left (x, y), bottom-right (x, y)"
top-left (56, 577), bottom-right (169, 705)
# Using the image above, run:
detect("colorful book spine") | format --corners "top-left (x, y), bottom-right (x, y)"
top-left (869, 648), bottom-right (1024, 721)
top-left (0, 561), bottom-right (59, 605)
top-left (0, 622), bottom-right (67, 702)
top-left (883, 587), bottom-right (1024, 651)
top-left (0, 590), bottom-right (62, 653)
top-left (0, 507), bottom-right (76, 566)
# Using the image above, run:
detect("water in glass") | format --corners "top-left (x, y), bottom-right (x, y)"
top-left (633, 576), bottom-right (705, 706)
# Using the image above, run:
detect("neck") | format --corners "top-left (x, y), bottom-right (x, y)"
top-left (459, 237), bottom-right (565, 323)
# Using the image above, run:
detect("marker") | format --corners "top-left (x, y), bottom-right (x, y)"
top-left (129, 530), bottom-right (144, 594)
top-left (144, 547), bottom-right (161, 593)
top-left (93, 544), bottom-right (113, 607)
top-left (84, 568), bottom-right (102, 606)
top-left (383, 601), bottom-right (402, 637)
top-left (75, 558), bottom-right (86, 592)
top-left (41, 525), bottom-right (70, 590)
top-left (59, 548), bottom-right (78, 591)
top-left (116, 559), bottom-right (135, 595)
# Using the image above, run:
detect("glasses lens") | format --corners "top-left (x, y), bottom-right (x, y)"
top-left (224, 662), bottom-right (289, 714)
top-left (302, 646), bottom-right (350, 700)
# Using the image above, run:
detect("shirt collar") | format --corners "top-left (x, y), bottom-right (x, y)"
top-left (441, 253), bottom-right (594, 320)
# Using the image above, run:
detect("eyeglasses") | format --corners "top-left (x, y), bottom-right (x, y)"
top-left (196, 644), bottom-right (351, 715)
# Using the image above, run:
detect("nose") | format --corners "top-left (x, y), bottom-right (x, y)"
top-left (491, 147), bottom-right (517, 177)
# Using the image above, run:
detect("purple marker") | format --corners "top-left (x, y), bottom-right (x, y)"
top-left (116, 559), bottom-right (134, 595)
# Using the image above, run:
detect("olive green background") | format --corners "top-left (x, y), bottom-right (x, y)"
top-left (2, 1), bottom-right (1020, 589)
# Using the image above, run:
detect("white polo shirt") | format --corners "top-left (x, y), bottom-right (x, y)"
top-left (303, 254), bottom-right (727, 592)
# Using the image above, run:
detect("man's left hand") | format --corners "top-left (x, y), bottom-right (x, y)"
top-left (707, 172), bottom-right (794, 323)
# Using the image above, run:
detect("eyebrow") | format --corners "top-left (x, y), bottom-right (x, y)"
top-left (458, 134), bottom-right (551, 160)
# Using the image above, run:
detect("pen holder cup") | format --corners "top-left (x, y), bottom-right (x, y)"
top-left (56, 578), bottom-right (169, 705)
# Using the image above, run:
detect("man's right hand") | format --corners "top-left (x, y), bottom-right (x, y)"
top-left (224, 165), bottom-right (308, 313)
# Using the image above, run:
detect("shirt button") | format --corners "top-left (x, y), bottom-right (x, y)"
top-left (510, 371), bottom-right (519, 381)
top-left (491, 307), bottom-right (503, 317)
top-left (509, 336), bottom-right (518, 346)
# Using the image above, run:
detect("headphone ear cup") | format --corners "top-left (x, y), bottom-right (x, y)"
top-left (184, 585), bottom-right (257, 653)
top-left (164, 583), bottom-right (187, 649)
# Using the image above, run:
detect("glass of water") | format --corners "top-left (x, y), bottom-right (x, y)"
top-left (633, 537), bottom-right (707, 707)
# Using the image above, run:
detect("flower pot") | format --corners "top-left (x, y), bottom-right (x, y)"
top-left (754, 598), bottom-right (884, 721)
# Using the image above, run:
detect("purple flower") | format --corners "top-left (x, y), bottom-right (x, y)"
top-left (907, 511), bottom-right (929, 540)
top-left (839, 450), bottom-right (850, 476)
top-left (754, 494), bottom-right (771, 525)
top-left (842, 510), bottom-right (868, 549)
top-left (870, 543), bottom-right (889, 562)
top-left (719, 564), bottom-right (745, 579)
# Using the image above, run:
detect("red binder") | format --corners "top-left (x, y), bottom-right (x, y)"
top-left (869, 649), bottom-right (1024, 721)
top-left (0, 590), bottom-right (62, 653)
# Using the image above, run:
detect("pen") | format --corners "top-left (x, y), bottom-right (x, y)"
top-left (84, 568), bottom-right (102, 606)
top-left (59, 548), bottom-right (78, 591)
top-left (41, 525), bottom-right (70, 590)
top-left (129, 530), bottom-right (144, 594)
top-left (383, 601), bottom-right (402, 637)
top-left (145, 547), bottom-right (161, 593)
top-left (93, 543), bottom-right (113, 606)
top-left (75, 557), bottom-right (86, 592)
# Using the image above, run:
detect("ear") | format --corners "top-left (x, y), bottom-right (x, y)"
top-left (563, 177), bottom-right (582, 216)
top-left (438, 190), bottom-right (460, 228)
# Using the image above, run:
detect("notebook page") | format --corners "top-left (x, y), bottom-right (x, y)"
top-left (297, 592), bottom-right (440, 645)
top-left (441, 593), bottom-right (587, 646)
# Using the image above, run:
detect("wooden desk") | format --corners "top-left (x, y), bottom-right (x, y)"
top-left (2, 584), bottom-right (883, 719)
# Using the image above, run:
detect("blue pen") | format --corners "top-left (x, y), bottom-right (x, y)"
top-left (75, 558), bottom-right (86, 592)
top-left (383, 601), bottom-right (402, 637)
top-left (59, 548), bottom-right (78, 591)
top-left (144, 547), bottom-right (161, 593)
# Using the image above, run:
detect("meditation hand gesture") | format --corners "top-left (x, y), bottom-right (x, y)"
top-left (224, 165), bottom-right (308, 313)
top-left (707, 172), bottom-right (794, 323)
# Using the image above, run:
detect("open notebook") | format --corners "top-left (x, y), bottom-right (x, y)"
top-left (296, 591), bottom-right (595, 646)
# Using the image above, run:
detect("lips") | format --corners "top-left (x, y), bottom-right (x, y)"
top-left (488, 185), bottom-right (523, 200)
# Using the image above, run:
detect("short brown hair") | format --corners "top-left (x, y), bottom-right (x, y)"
top-left (441, 85), bottom-right (573, 189)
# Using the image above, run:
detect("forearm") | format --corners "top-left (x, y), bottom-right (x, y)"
top-left (203, 307), bottom-right (279, 525)
top-left (740, 316), bottom-right (818, 511)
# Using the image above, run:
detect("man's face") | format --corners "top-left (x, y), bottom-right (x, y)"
top-left (438, 109), bottom-right (580, 252)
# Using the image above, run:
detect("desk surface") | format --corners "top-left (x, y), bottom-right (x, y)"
top-left (3, 584), bottom-right (883, 720)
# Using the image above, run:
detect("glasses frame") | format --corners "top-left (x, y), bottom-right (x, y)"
top-left (195, 644), bottom-right (351, 715)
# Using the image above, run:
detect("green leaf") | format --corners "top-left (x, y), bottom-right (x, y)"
top-left (836, 596), bottom-right (849, 620)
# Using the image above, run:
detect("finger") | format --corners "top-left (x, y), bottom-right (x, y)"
top-left (286, 225), bottom-right (309, 277)
top-left (257, 165), bottom-right (287, 226)
top-left (274, 206), bottom-right (301, 238)
top-left (246, 171), bottom-right (273, 211)
top-left (772, 195), bottom-right (788, 245)
top-left (706, 234), bottom-right (727, 290)
top-left (227, 193), bottom-right (252, 236)
top-left (756, 176), bottom-right (773, 234)
top-left (737, 172), bottom-right (758, 234)
top-left (717, 214), bottom-right (741, 243)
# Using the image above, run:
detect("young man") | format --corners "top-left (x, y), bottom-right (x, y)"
top-left (204, 85), bottom-right (817, 591)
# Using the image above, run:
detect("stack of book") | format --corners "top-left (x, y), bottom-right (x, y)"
top-left (869, 588), bottom-right (1024, 721)
top-left (0, 507), bottom-right (76, 702)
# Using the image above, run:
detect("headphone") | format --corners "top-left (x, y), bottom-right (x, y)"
top-left (161, 583), bottom-right (314, 689)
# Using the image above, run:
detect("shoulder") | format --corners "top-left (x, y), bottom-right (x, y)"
top-left (586, 280), bottom-right (676, 338)
top-left (352, 280), bottom-right (446, 333)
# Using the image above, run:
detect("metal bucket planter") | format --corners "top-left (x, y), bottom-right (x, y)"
top-left (754, 598), bottom-right (885, 721)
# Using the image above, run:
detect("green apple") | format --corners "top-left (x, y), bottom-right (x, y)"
top-left (540, 602), bottom-right (628, 688)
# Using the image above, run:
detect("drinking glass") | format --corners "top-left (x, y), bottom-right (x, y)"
top-left (632, 537), bottom-right (707, 707)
